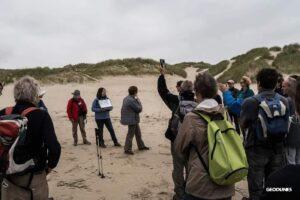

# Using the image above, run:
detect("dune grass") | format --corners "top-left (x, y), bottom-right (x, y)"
top-left (207, 60), bottom-right (230, 76)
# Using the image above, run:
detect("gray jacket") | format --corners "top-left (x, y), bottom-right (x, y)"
top-left (121, 95), bottom-right (142, 125)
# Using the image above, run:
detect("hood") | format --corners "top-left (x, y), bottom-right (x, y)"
top-left (195, 99), bottom-right (224, 116)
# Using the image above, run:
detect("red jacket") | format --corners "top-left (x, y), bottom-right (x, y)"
top-left (67, 98), bottom-right (87, 121)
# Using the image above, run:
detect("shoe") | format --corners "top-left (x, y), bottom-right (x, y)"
top-left (99, 142), bottom-right (107, 148)
top-left (124, 150), bottom-right (134, 155)
top-left (114, 142), bottom-right (122, 147)
top-left (73, 141), bottom-right (78, 146)
top-left (139, 146), bottom-right (150, 151)
top-left (83, 140), bottom-right (91, 145)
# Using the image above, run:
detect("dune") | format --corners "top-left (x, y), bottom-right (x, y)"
top-left (0, 68), bottom-right (248, 200)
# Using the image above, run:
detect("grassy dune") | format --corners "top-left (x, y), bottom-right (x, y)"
top-left (0, 43), bottom-right (299, 84)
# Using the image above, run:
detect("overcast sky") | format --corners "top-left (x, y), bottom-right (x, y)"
top-left (0, 0), bottom-right (299, 69)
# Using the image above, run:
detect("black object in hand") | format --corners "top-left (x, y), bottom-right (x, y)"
top-left (160, 59), bottom-right (166, 68)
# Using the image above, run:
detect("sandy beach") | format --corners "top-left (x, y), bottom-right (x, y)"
top-left (0, 68), bottom-right (248, 200)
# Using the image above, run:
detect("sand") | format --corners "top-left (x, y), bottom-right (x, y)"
top-left (0, 68), bottom-right (248, 200)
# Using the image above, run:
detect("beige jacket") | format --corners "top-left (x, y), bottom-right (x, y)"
top-left (175, 99), bottom-right (235, 199)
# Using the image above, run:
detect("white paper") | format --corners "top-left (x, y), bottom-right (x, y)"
top-left (99, 99), bottom-right (112, 108)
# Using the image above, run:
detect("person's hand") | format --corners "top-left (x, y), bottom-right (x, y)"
top-left (159, 66), bottom-right (165, 75)
top-left (218, 83), bottom-right (229, 93)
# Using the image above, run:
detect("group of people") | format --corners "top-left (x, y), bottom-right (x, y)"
top-left (0, 66), bottom-right (300, 200)
top-left (158, 67), bottom-right (300, 200)
top-left (66, 86), bottom-right (150, 154)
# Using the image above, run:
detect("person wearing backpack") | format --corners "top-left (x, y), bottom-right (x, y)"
top-left (0, 76), bottom-right (61, 200)
top-left (260, 78), bottom-right (300, 200)
top-left (240, 68), bottom-right (290, 200)
top-left (67, 90), bottom-right (91, 146)
top-left (92, 87), bottom-right (121, 148)
top-left (282, 76), bottom-right (299, 164)
top-left (175, 72), bottom-right (237, 200)
top-left (157, 68), bottom-right (184, 200)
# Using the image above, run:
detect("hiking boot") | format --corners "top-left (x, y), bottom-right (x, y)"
top-left (124, 150), bottom-right (134, 155)
top-left (139, 146), bottom-right (150, 151)
top-left (83, 140), bottom-right (91, 145)
top-left (73, 141), bottom-right (78, 146)
top-left (114, 142), bottom-right (122, 147)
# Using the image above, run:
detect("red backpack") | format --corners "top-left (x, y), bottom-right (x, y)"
top-left (0, 107), bottom-right (38, 175)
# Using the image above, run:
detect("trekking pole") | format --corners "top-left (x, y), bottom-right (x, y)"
top-left (95, 128), bottom-right (105, 178)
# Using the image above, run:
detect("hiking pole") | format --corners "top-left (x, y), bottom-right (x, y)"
top-left (95, 128), bottom-right (105, 178)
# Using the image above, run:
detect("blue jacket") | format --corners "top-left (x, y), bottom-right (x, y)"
top-left (223, 90), bottom-right (244, 116)
top-left (91, 97), bottom-right (113, 120)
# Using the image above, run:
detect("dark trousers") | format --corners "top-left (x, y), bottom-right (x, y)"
top-left (246, 146), bottom-right (285, 200)
top-left (124, 124), bottom-right (146, 151)
top-left (229, 112), bottom-right (240, 134)
top-left (183, 193), bottom-right (231, 200)
top-left (96, 118), bottom-right (118, 144)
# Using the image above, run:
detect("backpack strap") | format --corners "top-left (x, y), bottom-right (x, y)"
top-left (5, 107), bottom-right (14, 115)
top-left (190, 144), bottom-right (210, 175)
top-left (192, 111), bottom-right (211, 123)
top-left (21, 107), bottom-right (39, 117)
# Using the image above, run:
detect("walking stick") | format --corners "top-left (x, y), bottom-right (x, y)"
top-left (95, 128), bottom-right (105, 178)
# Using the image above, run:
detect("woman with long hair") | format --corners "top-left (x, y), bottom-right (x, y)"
top-left (92, 87), bottom-right (121, 148)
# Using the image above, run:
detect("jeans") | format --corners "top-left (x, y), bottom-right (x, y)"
top-left (96, 118), bottom-right (118, 144)
top-left (246, 146), bottom-right (285, 200)
top-left (183, 193), bottom-right (231, 200)
top-left (171, 142), bottom-right (186, 200)
top-left (285, 147), bottom-right (300, 165)
top-left (124, 124), bottom-right (146, 151)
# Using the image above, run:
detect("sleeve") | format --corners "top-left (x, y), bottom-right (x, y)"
top-left (43, 113), bottom-right (61, 169)
top-left (92, 99), bottom-right (102, 112)
top-left (157, 74), bottom-right (179, 111)
top-left (128, 98), bottom-right (143, 113)
top-left (240, 98), bottom-right (257, 129)
top-left (223, 90), bottom-right (244, 116)
top-left (66, 100), bottom-right (73, 120)
top-left (174, 115), bottom-right (195, 157)
top-left (82, 99), bottom-right (87, 114)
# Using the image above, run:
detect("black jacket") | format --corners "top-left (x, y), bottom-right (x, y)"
top-left (157, 75), bottom-right (179, 141)
top-left (0, 101), bottom-right (61, 172)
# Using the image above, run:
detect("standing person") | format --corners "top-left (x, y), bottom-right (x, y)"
top-left (157, 67), bottom-right (184, 200)
top-left (0, 82), bottom-right (4, 96)
top-left (67, 90), bottom-right (91, 146)
top-left (0, 76), bottom-right (61, 200)
top-left (121, 86), bottom-right (149, 155)
top-left (175, 72), bottom-right (234, 200)
top-left (275, 73), bottom-right (285, 96)
top-left (240, 68), bottom-right (290, 200)
top-left (260, 77), bottom-right (300, 200)
top-left (38, 90), bottom-right (48, 112)
top-left (92, 87), bottom-right (121, 148)
top-left (226, 80), bottom-right (241, 134)
top-left (282, 76), bottom-right (299, 164)
top-left (238, 76), bottom-right (255, 99)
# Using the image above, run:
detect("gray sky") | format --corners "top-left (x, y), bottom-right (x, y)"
top-left (0, 0), bottom-right (299, 69)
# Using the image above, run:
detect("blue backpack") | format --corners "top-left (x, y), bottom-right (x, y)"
top-left (252, 93), bottom-right (289, 141)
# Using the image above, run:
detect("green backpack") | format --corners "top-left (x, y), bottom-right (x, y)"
top-left (192, 111), bottom-right (248, 185)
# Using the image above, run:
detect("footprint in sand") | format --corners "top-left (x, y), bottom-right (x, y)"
top-left (129, 188), bottom-right (153, 200)
top-left (57, 178), bottom-right (89, 190)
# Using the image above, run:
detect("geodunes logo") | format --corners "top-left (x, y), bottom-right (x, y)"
top-left (266, 187), bottom-right (293, 192)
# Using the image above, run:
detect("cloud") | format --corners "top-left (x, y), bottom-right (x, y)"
top-left (0, 0), bottom-right (299, 68)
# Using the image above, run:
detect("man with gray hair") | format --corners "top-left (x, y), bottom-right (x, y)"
top-left (0, 76), bottom-right (61, 200)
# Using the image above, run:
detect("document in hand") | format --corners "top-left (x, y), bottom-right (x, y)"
top-left (99, 99), bottom-right (113, 108)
